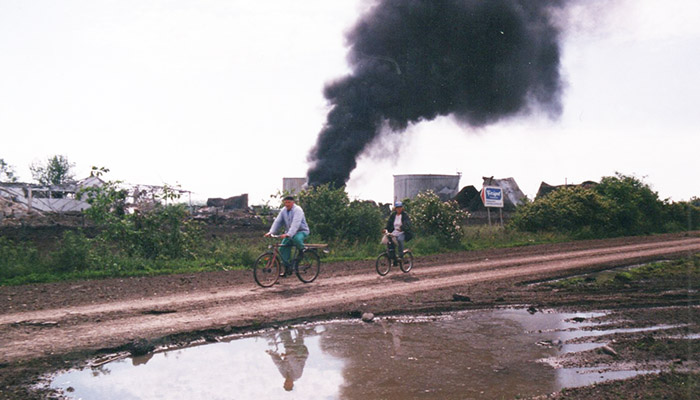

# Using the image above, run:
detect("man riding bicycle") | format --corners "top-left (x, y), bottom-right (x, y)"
top-left (265, 195), bottom-right (310, 276)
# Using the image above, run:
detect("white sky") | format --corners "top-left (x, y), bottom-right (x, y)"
top-left (2, 0), bottom-right (699, 204)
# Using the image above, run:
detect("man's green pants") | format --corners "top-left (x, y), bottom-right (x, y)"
top-left (280, 232), bottom-right (308, 266)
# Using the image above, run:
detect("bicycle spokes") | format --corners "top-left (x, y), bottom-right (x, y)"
top-left (254, 252), bottom-right (280, 287)
top-left (296, 250), bottom-right (320, 283)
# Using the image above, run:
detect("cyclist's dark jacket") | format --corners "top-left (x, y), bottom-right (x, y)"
top-left (385, 211), bottom-right (413, 241)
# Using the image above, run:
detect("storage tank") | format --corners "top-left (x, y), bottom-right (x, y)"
top-left (282, 177), bottom-right (306, 195)
top-left (394, 174), bottom-right (461, 202)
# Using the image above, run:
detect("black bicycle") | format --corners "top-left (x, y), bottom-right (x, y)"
top-left (376, 232), bottom-right (414, 276)
top-left (254, 234), bottom-right (327, 287)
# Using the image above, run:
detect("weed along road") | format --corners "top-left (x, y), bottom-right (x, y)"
top-left (1, 232), bottom-right (698, 366)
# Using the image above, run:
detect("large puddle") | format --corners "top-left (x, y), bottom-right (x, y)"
top-left (49, 309), bottom-right (664, 399)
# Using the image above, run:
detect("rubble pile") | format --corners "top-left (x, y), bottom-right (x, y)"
top-left (0, 195), bottom-right (39, 226)
top-left (191, 206), bottom-right (264, 230)
top-left (1, 195), bottom-right (28, 219)
top-left (205, 194), bottom-right (248, 210)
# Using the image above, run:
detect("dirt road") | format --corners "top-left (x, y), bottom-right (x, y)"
top-left (2, 233), bottom-right (699, 366)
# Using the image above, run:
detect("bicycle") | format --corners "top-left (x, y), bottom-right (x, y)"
top-left (376, 232), bottom-right (414, 276)
top-left (254, 234), bottom-right (328, 287)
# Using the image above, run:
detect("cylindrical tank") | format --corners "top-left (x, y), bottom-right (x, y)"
top-left (282, 177), bottom-right (306, 195)
top-left (394, 174), bottom-right (461, 202)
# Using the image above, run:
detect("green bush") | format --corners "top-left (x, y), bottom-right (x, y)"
top-left (0, 237), bottom-right (44, 282)
top-left (345, 200), bottom-right (384, 242)
top-left (51, 231), bottom-right (93, 272)
top-left (662, 200), bottom-right (700, 232)
top-left (594, 174), bottom-right (664, 235)
top-left (510, 186), bottom-right (614, 237)
top-left (297, 184), bottom-right (350, 241)
top-left (79, 172), bottom-right (203, 260)
top-left (408, 190), bottom-right (468, 244)
top-left (510, 173), bottom-right (692, 237)
top-left (297, 184), bottom-right (383, 243)
top-left (129, 204), bottom-right (203, 260)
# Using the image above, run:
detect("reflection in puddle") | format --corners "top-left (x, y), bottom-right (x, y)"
top-left (50, 309), bottom-right (663, 399)
top-left (55, 327), bottom-right (343, 400)
top-left (266, 329), bottom-right (310, 392)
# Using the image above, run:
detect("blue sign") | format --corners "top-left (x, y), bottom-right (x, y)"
top-left (481, 186), bottom-right (504, 208)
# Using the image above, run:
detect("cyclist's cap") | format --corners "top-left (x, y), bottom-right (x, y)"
top-left (394, 201), bottom-right (403, 207)
top-left (283, 195), bottom-right (295, 201)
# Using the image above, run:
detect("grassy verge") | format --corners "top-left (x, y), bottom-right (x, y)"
top-left (0, 225), bottom-right (568, 286)
top-left (552, 372), bottom-right (698, 400)
top-left (548, 256), bottom-right (700, 290)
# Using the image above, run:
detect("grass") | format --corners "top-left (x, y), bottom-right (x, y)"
top-left (557, 372), bottom-right (699, 400)
top-left (0, 225), bottom-right (571, 286)
top-left (549, 256), bottom-right (700, 290)
top-left (460, 225), bottom-right (569, 250)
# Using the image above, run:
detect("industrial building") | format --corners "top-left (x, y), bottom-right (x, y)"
top-left (282, 177), bottom-right (306, 195)
top-left (393, 174), bottom-right (461, 203)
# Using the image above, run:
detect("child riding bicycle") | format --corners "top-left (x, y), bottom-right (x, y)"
top-left (383, 201), bottom-right (413, 265)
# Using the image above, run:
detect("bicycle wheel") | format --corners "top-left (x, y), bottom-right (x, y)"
top-left (254, 252), bottom-right (280, 287)
top-left (399, 250), bottom-right (413, 273)
top-left (376, 253), bottom-right (391, 276)
top-left (296, 250), bottom-right (320, 283)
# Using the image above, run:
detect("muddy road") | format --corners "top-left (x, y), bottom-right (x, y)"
top-left (2, 233), bottom-right (699, 368)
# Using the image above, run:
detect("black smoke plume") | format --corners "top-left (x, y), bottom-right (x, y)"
top-left (307, 0), bottom-right (568, 188)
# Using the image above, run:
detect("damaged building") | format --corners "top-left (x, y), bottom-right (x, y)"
top-left (453, 177), bottom-right (527, 212)
top-left (536, 180), bottom-right (598, 199)
top-left (0, 177), bottom-right (196, 226)
top-left (0, 176), bottom-right (103, 225)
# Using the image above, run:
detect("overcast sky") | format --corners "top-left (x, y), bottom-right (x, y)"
top-left (1, 0), bottom-right (699, 204)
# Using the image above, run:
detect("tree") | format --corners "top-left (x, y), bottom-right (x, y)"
top-left (0, 158), bottom-right (18, 182)
top-left (30, 155), bottom-right (75, 186)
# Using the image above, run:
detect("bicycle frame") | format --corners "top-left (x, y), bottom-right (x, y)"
top-left (254, 234), bottom-right (326, 287)
top-left (266, 234), bottom-right (307, 266)
top-left (383, 233), bottom-right (399, 261)
top-left (376, 232), bottom-right (413, 276)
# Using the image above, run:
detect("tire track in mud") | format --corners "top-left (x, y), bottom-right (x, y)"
top-left (1, 237), bottom-right (699, 362)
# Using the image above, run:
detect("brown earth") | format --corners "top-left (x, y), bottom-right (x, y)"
top-left (1, 232), bottom-right (699, 399)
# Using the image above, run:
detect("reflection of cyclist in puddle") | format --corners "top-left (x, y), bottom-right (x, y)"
top-left (266, 329), bottom-right (309, 391)
top-left (379, 319), bottom-right (404, 357)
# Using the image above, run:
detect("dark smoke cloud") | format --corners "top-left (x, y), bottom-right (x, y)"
top-left (307, 0), bottom-right (567, 188)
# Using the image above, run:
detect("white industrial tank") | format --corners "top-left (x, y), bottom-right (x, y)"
top-left (394, 174), bottom-right (461, 202)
